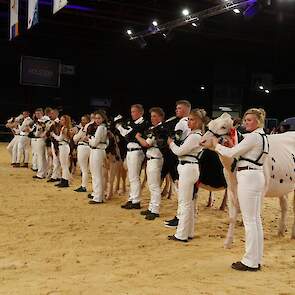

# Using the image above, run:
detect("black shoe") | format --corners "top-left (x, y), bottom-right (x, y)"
top-left (47, 178), bottom-right (60, 183)
top-left (31, 168), bottom-right (38, 172)
top-left (140, 209), bottom-right (151, 216)
top-left (74, 186), bottom-right (87, 192)
top-left (88, 193), bottom-right (94, 199)
top-left (13, 163), bottom-right (20, 168)
top-left (145, 212), bottom-right (160, 220)
top-left (21, 163), bottom-right (29, 168)
top-left (164, 216), bottom-right (179, 225)
top-left (231, 261), bottom-right (259, 272)
top-left (88, 200), bottom-right (104, 205)
top-left (56, 179), bottom-right (69, 188)
top-left (164, 217), bottom-right (179, 228)
top-left (32, 175), bottom-right (43, 179)
top-left (121, 201), bottom-right (132, 209)
top-left (168, 235), bottom-right (188, 243)
top-left (125, 202), bottom-right (141, 209)
top-left (258, 264), bottom-right (261, 270)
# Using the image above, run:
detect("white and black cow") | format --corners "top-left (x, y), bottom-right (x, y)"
top-left (202, 113), bottom-right (295, 248)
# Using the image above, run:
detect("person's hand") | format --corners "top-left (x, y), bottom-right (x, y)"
top-left (135, 132), bottom-right (141, 139)
top-left (201, 138), bottom-right (214, 149)
top-left (167, 137), bottom-right (173, 145)
top-left (223, 137), bottom-right (234, 147)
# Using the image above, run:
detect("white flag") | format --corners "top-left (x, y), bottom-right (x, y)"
top-left (28, 0), bottom-right (38, 29)
top-left (10, 0), bottom-right (19, 40)
top-left (53, 0), bottom-right (68, 14)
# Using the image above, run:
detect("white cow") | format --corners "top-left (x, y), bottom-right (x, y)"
top-left (201, 113), bottom-right (295, 248)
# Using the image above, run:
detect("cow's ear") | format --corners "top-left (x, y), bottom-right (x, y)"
top-left (220, 112), bottom-right (231, 120)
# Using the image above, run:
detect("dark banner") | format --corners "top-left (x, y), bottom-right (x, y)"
top-left (20, 56), bottom-right (61, 88)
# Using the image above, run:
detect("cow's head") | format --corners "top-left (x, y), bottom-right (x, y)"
top-left (201, 113), bottom-right (235, 149)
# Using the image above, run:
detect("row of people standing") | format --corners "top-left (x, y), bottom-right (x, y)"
top-left (5, 103), bottom-right (268, 272)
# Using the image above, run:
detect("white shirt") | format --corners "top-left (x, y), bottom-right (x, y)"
top-left (51, 128), bottom-right (70, 144)
top-left (215, 128), bottom-right (268, 169)
top-left (170, 129), bottom-right (203, 162)
top-left (19, 117), bottom-right (33, 136)
top-left (174, 117), bottom-right (191, 141)
top-left (146, 123), bottom-right (163, 158)
top-left (73, 127), bottom-right (88, 145)
top-left (89, 124), bottom-right (107, 149)
top-left (116, 117), bottom-right (144, 149)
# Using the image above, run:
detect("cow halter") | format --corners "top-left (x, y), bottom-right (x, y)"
top-left (207, 129), bottom-right (229, 138)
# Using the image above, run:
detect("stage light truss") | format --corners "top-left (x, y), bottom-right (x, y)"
top-left (128, 0), bottom-right (258, 40)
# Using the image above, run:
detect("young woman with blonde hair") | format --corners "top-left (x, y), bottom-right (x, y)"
top-left (167, 108), bottom-right (207, 242)
top-left (202, 108), bottom-right (268, 271)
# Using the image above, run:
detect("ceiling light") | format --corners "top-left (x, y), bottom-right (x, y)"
top-left (152, 20), bottom-right (158, 27)
top-left (182, 9), bottom-right (190, 16)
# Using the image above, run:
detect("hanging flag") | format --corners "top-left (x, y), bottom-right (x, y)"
top-left (28, 0), bottom-right (38, 29)
top-left (53, 0), bottom-right (68, 14)
top-left (10, 0), bottom-right (19, 40)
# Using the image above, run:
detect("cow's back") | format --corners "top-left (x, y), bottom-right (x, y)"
top-left (265, 132), bottom-right (295, 197)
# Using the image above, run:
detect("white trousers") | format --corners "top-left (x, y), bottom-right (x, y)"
top-left (31, 138), bottom-right (38, 170)
top-left (51, 142), bottom-right (61, 180)
top-left (59, 144), bottom-right (71, 181)
top-left (7, 136), bottom-right (19, 164)
top-left (126, 150), bottom-right (145, 204)
top-left (89, 149), bottom-right (106, 202)
top-left (147, 158), bottom-right (163, 214)
top-left (175, 163), bottom-right (199, 241)
top-left (17, 135), bottom-right (30, 164)
top-left (77, 145), bottom-right (90, 188)
top-left (237, 170), bottom-right (265, 268)
top-left (35, 138), bottom-right (47, 178)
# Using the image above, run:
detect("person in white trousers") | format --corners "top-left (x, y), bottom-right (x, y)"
top-left (116, 104), bottom-right (147, 209)
top-left (135, 107), bottom-right (165, 220)
top-left (51, 115), bottom-right (72, 188)
top-left (16, 111), bottom-right (33, 168)
top-left (73, 115), bottom-right (91, 193)
top-left (88, 111), bottom-right (108, 204)
top-left (164, 100), bottom-right (191, 228)
top-left (47, 109), bottom-right (61, 182)
top-left (202, 108), bottom-right (268, 272)
top-left (31, 108), bottom-right (48, 179)
top-left (167, 108), bottom-right (206, 243)
top-left (5, 115), bottom-right (22, 166)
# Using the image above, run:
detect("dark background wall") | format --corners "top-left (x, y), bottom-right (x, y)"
top-left (1, 24), bottom-right (295, 122)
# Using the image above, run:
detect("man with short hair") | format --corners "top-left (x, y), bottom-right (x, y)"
top-left (116, 104), bottom-right (148, 209)
top-left (164, 100), bottom-right (192, 228)
top-left (47, 109), bottom-right (62, 182)
top-left (32, 108), bottom-right (48, 179)
top-left (16, 111), bottom-right (33, 168)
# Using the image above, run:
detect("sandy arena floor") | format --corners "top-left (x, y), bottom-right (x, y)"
top-left (0, 142), bottom-right (295, 295)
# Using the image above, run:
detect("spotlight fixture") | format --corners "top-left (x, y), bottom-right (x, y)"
top-left (259, 85), bottom-right (264, 90)
top-left (265, 89), bottom-right (270, 94)
top-left (127, 29), bottom-right (133, 35)
top-left (152, 20), bottom-right (158, 27)
top-left (200, 86), bottom-right (205, 90)
top-left (182, 8), bottom-right (190, 16)
top-left (192, 22), bottom-right (198, 27)
top-left (233, 8), bottom-right (241, 13)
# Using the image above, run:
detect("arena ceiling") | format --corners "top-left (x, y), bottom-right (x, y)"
top-left (1, 0), bottom-right (295, 50)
